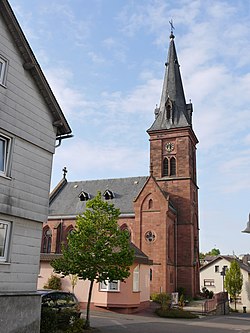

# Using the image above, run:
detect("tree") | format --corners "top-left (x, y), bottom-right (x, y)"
top-left (224, 260), bottom-right (243, 311)
top-left (51, 192), bottom-right (134, 330)
top-left (209, 248), bottom-right (220, 256)
top-left (199, 248), bottom-right (220, 261)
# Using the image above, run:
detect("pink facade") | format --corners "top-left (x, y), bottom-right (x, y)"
top-left (38, 259), bottom-right (150, 312)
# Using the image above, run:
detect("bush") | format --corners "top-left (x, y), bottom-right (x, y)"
top-left (40, 308), bottom-right (81, 333)
top-left (44, 274), bottom-right (62, 290)
top-left (150, 292), bottom-right (171, 310)
top-left (156, 307), bottom-right (198, 319)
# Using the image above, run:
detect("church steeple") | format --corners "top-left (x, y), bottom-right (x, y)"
top-left (148, 32), bottom-right (192, 132)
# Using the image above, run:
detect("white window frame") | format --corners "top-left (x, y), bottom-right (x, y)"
top-left (0, 133), bottom-right (11, 177)
top-left (0, 56), bottom-right (8, 86)
top-left (133, 265), bottom-right (140, 292)
top-left (100, 280), bottom-right (120, 292)
top-left (0, 220), bottom-right (11, 262)
top-left (204, 279), bottom-right (215, 287)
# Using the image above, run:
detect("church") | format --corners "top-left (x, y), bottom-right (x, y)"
top-left (39, 31), bottom-right (200, 309)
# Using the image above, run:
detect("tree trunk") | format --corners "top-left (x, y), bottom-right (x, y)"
top-left (84, 279), bottom-right (94, 329)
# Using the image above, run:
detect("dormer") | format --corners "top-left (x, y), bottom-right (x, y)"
top-left (103, 189), bottom-right (115, 200)
top-left (79, 191), bottom-right (90, 202)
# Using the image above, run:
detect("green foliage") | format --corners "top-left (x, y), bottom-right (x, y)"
top-left (65, 318), bottom-right (85, 333)
top-left (43, 274), bottom-right (62, 290)
top-left (40, 308), bottom-right (80, 333)
top-left (199, 248), bottom-right (220, 260)
top-left (69, 274), bottom-right (78, 293)
top-left (224, 260), bottom-right (243, 311)
top-left (51, 192), bottom-right (134, 329)
top-left (179, 294), bottom-right (185, 307)
top-left (153, 293), bottom-right (171, 310)
top-left (155, 308), bottom-right (198, 319)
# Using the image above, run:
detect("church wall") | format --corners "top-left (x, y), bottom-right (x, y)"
top-left (133, 177), bottom-right (177, 295)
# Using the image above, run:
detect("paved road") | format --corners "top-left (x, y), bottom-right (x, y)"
top-left (89, 311), bottom-right (250, 333)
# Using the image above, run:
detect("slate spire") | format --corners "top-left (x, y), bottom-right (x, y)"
top-left (148, 32), bottom-right (192, 132)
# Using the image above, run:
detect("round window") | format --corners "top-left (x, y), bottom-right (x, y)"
top-left (145, 230), bottom-right (156, 243)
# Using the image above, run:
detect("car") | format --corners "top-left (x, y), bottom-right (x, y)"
top-left (38, 290), bottom-right (81, 320)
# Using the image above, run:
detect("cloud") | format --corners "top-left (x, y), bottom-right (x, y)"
top-left (52, 139), bottom-right (148, 187)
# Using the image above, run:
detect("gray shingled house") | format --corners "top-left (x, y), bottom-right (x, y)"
top-left (0, 1), bottom-right (71, 331)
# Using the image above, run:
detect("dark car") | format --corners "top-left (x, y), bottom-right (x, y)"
top-left (38, 290), bottom-right (81, 324)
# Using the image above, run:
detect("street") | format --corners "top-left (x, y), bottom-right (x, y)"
top-left (89, 311), bottom-right (250, 333)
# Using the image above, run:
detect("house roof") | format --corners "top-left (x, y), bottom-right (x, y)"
top-left (0, 0), bottom-right (72, 137)
top-left (49, 176), bottom-right (149, 217)
top-left (200, 255), bottom-right (250, 274)
top-left (41, 242), bottom-right (153, 265)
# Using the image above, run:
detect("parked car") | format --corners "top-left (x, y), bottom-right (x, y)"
top-left (38, 290), bottom-right (81, 320)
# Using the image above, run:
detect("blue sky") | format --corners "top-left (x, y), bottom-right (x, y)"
top-left (10, 0), bottom-right (250, 255)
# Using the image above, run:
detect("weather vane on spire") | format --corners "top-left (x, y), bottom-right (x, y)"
top-left (169, 19), bottom-right (175, 38)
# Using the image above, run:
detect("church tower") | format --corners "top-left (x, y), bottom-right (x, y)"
top-left (147, 31), bottom-right (200, 296)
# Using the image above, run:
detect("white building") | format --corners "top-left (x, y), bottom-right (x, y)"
top-left (0, 1), bottom-right (71, 332)
top-left (200, 255), bottom-right (250, 309)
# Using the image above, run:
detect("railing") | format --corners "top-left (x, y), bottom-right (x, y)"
top-left (203, 292), bottom-right (228, 315)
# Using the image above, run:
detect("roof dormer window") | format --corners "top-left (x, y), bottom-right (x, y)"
top-left (103, 189), bottom-right (114, 200)
top-left (79, 191), bottom-right (90, 201)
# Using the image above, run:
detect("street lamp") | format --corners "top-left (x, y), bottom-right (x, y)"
top-left (220, 266), bottom-right (226, 292)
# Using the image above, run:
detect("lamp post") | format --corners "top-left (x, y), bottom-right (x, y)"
top-left (220, 266), bottom-right (227, 314)
top-left (220, 266), bottom-right (226, 291)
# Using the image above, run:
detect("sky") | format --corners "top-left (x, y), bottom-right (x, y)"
top-left (9, 0), bottom-right (250, 255)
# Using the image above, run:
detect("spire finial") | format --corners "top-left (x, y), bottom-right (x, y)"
top-left (169, 19), bottom-right (175, 39)
top-left (62, 166), bottom-right (68, 179)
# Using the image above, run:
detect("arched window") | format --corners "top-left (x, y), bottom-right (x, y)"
top-left (120, 223), bottom-right (131, 239)
top-left (163, 158), bottom-right (169, 176)
top-left (170, 157), bottom-right (176, 176)
top-left (133, 265), bottom-right (140, 292)
top-left (148, 199), bottom-right (153, 209)
top-left (166, 104), bottom-right (171, 120)
top-left (150, 268), bottom-right (153, 281)
top-left (42, 227), bottom-right (52, 253)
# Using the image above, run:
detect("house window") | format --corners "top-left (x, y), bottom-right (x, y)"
top-left (0, 134), bottom-right (11, 177)
top-left (215, 265), bottom-right (219, 273)
top-left (204, 279), bottom-right (215, 287)
top-left (100, 280), bottom-right (120, 292)
top-left (133, 265), bottom-right (140, 292)
top-left (42, 228), bottom-right (52, 253)
top-left (0, 56), bottom-right (8, 86)
top-left (0, 220), bottom-right (11, 262)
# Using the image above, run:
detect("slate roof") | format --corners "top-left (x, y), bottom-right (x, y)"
top-left (49, 176), bottom-right (148, 217)
top-left (148, 33), bottom-right (192, 132)
top-left (200, 255), bottom-right (250, 273)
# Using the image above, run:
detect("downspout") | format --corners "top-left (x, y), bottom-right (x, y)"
top-left (175, 215), bottom-right (178, 291)
top-left (55, 134), bottom-right (74, 148)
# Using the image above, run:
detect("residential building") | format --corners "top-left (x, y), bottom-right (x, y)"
top-left (0, 1), bottom-right (71, 332)
top-left (38, 29), bottom-right (200, 312)
top-left (200, 256), bottom-right (250, 308)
